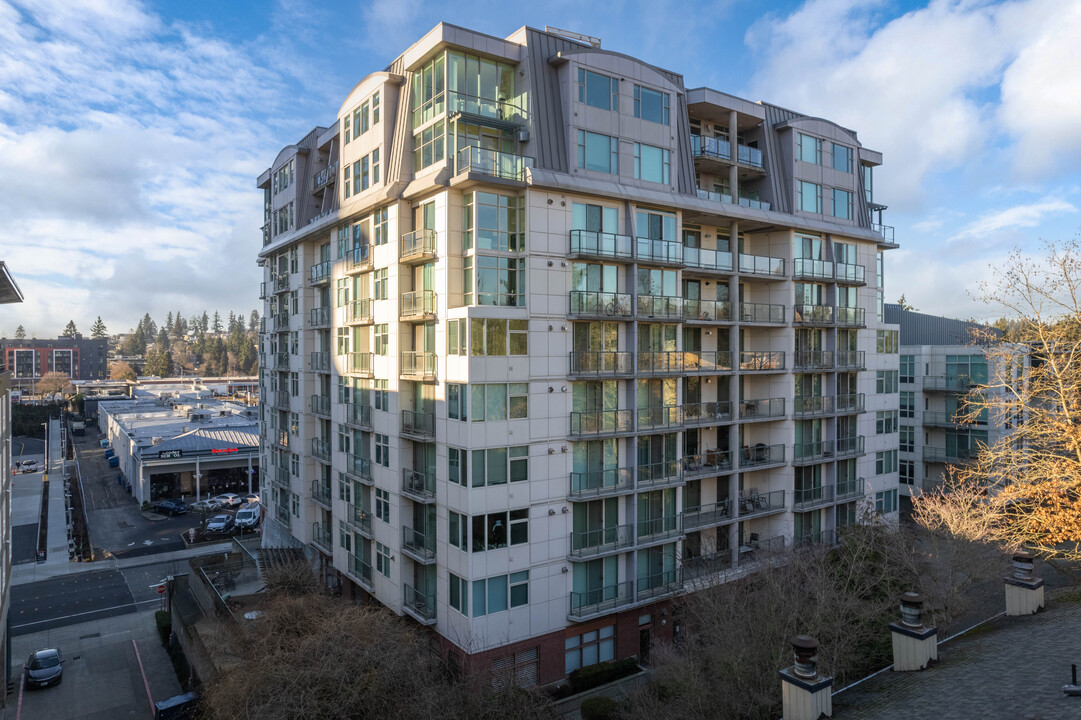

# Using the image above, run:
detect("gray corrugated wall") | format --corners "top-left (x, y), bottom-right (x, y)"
top-left (386, 57), bottom-right (411, 186)
top-left (761, 103), bottom-right (800, 215)
top-left (523, 28), bottom-right (578, 173)
top-left (673, 93), bottom-right (695, 195)
top-left (884, 304), bottom-right (998, 345)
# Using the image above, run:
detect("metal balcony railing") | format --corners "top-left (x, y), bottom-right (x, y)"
top-left (836, 307), bottom-right (866, 327)
top-left (569, 410), bottom-right (634, 437)
top-left (682, 500), bottom-right (732, 530)
top-left (446, 89), bottom-right (528, 124)
top-left (347, 454), bottom-right (372, 483)
top-left (272, 311), bottom-right (289, 331)
top-left (871, 223), bottom-right (896, 243)
top-left (273, 273), bottom-right (290, 293)
top-left (569, 290), bottom-right (633, 319)
top-left (739, 443), bottom-right (785, 469)
top-left (923, 376), bottom-right (976, 392)
top-left (568, 467), bottom-right (635, 499)
top-left (638, 351), bottom-right (683, 374)
top-left (568, 351), bottom-right (634, 377)
top-left (309, 260), bottom-right (331, 285)
top-left (636, 237), bottom-right (683, 265)
top-left (681, 401), bottom-right (733, 426)
top-left (923, 446), bottom-right (980, 463)
top-left (569, 524), bottom-right (635, 558)
top-left (794, 528), bottom-right (839, 549)
top-left (793, 351), bottom-right (835, 370)
top-left (682, 450), bottom-right (733, 477)
top-left (739, 397), bottom-right (785, 420)
top-left (568, 229), bottom-right (633, 260)
top-left (345, 299), bottom-right (373, 325)
top-left (311, 479), bottom-right (332, 507)
top-left (309, 352), bottom-right (330, 373)
top-left (400, 228), bottom-right (437, 263)
top-left (311, 438), bottom-right (331, 462)
top-left (346, 245), bottom-right (372, 273)
top-left (836, 351), bottom-right (866, 370)
top-left (637, 568), bottom-right (684, 602)
top-left (794, 304), bottom-right (834, 325)
top-left (636, 460), bottom-right (682, 489)
top-left (401, 410), bottom-right (435, 439)
top-left (346, 504), bottom-right (372, 535)
top-left (637, 406), bottom-right (682, 431)
top-left (456, 146), bottom-right (533, 181)
top-left (637, 515), bottom-right (682, 543)
top-left (400, 290), bottom-right (436, 320)
top-left (310, 394), bottom-right (331, 417)
top-left (311, 162), bottom-right (337, 192)
top-left (739, 351), bottom-right (785, 372)
top-left (739, 302), bottom-right (785, 324)
top-left (274, 352), bottom-right (289, 370)
top-left (836, 435), bottom-right (865, 458)
top-left (403, 584), bottom-right (436, 623)
top-left (793, 440), bottom-right (835, 465)
top-left (835, 478), bottom-right (866, 501)
top-left (311, 523), bottom-right (332, 553)
top-left (682, 299), bottom-right (733, 322)
top-left (348, 403), bottom-right (373, 428)
top-left (309, 306), bottom-right (330, 328)
top-left (347, 352), bottom-right (373, 377)
top-left (347, 554), bottom-right (373, 589)
top-left (637, 294), bottom-right (683, 319)
top-left (683, 350), bottom-right (734, 373)
top-left (400, 351), bottom-right (437, 380)
top-left (735, 488), bottom-right (785, 517)
top-left (794, 396), bottom-right (835, 416)
top-left (274, 390), bottom-right (290, 409)
top-left (402, 527), bottom-right (436, 563)
top-left (793, 484), bottom-right (834, 509)
top-left (401, 468), bottom-right (436, 502)
top-left (569, 581), bottom-right (634, 621)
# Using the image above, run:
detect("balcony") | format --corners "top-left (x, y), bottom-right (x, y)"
top-left (273, 352), bottom-right (289, 370)
top-left (400, 290), bottom-right (437, 321)
top-left (311, 162), bottom-right (337, 192)
top-left (401, 468), bottom-right (436, 503)
top-left (793, 351), bottom-right (835, 371)
top-left (272, 430), bottom-right (289, 450)
top-left (311, 523), bottom-right (332, 554)
top-left (401, 526), bottom-right (436, 564)
top-left (738, 253), bottom-right (785, 278)
top-left (736, 488), bottom-right (785, 518)
top-left (274, 466), bottom-right (290, 487)
top-left (637, 406), bottom-right (682, 431)
top-left (446, 89), bottom-right (528, 125)
top-left (835, 478), bottom-right (866, 502)
top-left (310, 394), bottom-right (331, 417)
top-left (737, 143), bottom-right (764, 169)
top-left (347, 454), bottom-right (372, 484)
top-left (682, 299), bottom-right (733, 323)
top-left (637, 515), bottom-right (683, 544)
top-left (569, 523), bottom-right (635, 559)
top-left (309, 352), bottom-right (330, 373)
top-left (923, 446), bottom-right (980, 463)
top-left (403, 584), bottom-right (437, 625)
top-left (347, 554), bottom-right (373, 591)
top-left (836, 351), bottom-right (866, 371)
top-left (793, 484), bottom-right (834, 510)
top-left (793, 259), bottom-right (834, 281)
top-left (401, 410), bottom-right (435, 440)
top-left (273, 273), bottom-right (290, 293)
top-left (638, 568), bottom-right (685, 602)
top-left (347, 352), bottom-right (374, 378)
top-left (871, 223), bottom-right (896, 244)
top-left (456, 145), bottom-right (533, 181)
top-left (836, 307), bottom-right (866, 328)
top-left (681, 401), bottom-right (733, 427)
top-left (309, 306), bottom-right (330, 329)
top-left (923, 376), bottom-right (975, 392)
top-left (311, 479), bottom-right (332, 508)
top-left (346, 245), bottom-right (373, 274)
top-left (638, 351), bottom-right (683, 375)
top-left (739, 302), bottom-right (785, 324)
top-left (400, 228), bottom-right (437, 264)
top-left (568, 229), bottom-right (633, 261)
top-left (568, 467), bottom-right (635, 500)
top-left (347, 403), bottom-right (372, 430)
top-left (345, 299), bottom-right (373, 325)
top-left (683, 246), bottom-right (734, 274)
top-left (309, 260), bottom-right (331, 286)
top-left (346, 504), bottom-right (372, 536)
top-left (637, 294), bottom-right (683, 320)
top-left (259, 282), bottom-right (266, 300)
top-left (794, 304), bottom-right (834, 326)
top-left (793, 440), bottom-right (835, 466)
top-left (738, 196), bottom-right (771, 211)
top-left (793, 395), bottom-right (834, 417)
top-left (794, 529), bottom-right (839, 549)
top-left (691, 134), bottom-right (731, 161)
top-left (682, 500), bottom-right (732, 530)
top-left (273, 503), bottom-right (290, 529)
top-left (568, 290), bottom-right (632, 319)
top-left (739, 443), bottom-right (785, 470)
top-left (569, 581), bottom-right (634, 621)
top-left (836, 435), bottom-right (865, 458)
top-left (311, 438), bottom-right (331, 462)
top-left (682, 550), bottom-right (734, 582)
top-left (272, 311), bottom-right (290, 331)
top-left (739, 397), bottom-right (785, 421)
top-left (683, 350), bottom-right (733, 374)
top-left (636, 460), bottom-right (683, 490)
top-left (636, 237), bottom-right (683, 266)
top-left (569, 410), bottom-right (634, 438)
top-left (400, 351), bottom-right (437, 380)
top-left (682, 450), bottom-right (733, 479)
top-left (836, 263), bottom-right (866, 285)
top-left (739, 350), bottom-right (785, 372)
top-left (923, 411), bottom-right (965, 428)
top-left (568, 351), bottom-right (634, 378)
top-left (274, 390), bottom-right (290, 410)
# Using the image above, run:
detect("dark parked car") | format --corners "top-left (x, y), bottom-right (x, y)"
top-left (155, 500), bottom-right (189, 516)
top-left (25, 648), bottom-right (64, 687)
top-left (205, 515), bottom-right (235, 533)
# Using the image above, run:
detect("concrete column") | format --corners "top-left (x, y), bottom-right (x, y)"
top-left (890, 591), bottom-right (938, 671)
top-left (247, 456), bottom-right (253, 494)
top-left (728, 110), bottom-right (739, 204)
top-left (780, 635), bottom-right (833, 720)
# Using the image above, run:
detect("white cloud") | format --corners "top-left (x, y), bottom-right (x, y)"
top-left (950, 199), bottom-right (1078, 242)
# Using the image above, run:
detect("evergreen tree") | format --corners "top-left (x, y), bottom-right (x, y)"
top-left (15, 325), bottom-right (26, 340)
top-left (120, 329), bottom-right (146, 357)
top-left (156, 326), bottom-right (171, 350)
top-left (249, 310), bottom-right (260, 332)
top-left (141, 313), bottom-right (157, 340)
top-left (212, 311), bottom-right (223, 333)
top-left (200, 311), bottom-right (210, 333)
top-left (172, 311), bottom-right (187, 339)
top-left (144, 348), bottom-right (174, 377)
top-left (90, 316), bottom-right (108, 339)
top-left (227, 311), bottom-right (236, 333)
top-left (63, 320), bottom-right (78, 338)
top-left (165, 311), bottom-right (174, 335)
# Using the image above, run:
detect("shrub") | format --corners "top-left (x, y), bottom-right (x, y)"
top-left (568, 657), bottom-right (640, 694)
top-left (155, 610), bottom-right (172, 645)
top-left (582, 696), bottom-right (619, 720)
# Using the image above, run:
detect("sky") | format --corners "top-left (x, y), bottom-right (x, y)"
top-left (2, 0), bottom-right (1081, 337)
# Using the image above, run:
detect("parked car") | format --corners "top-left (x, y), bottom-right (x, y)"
top-left (21, 460), bottom-right (39, 473)
top-left (205, 515), bottom-right (235, 533)
top-left (212, 493), bottom-right (243, 509)
top-left (189, 499), bottom-right (220, 514)
top-left (234, 507), bottom-right (261, 530)
top-left (154, 500), bottom-right (188, 516)
top-left (25, 648), bottom-right (64, 688)
top-left (242, 493), bottom-right (260, 506)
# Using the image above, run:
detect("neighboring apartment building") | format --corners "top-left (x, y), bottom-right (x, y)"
top-left (256, 24), bottom-right (900, 685)
top-left (885, 305), bottom-right (1006, 508)
top-left (0, 260), bottom-right (25, 705)
top-left (0, 334), bottom-right (109, 390)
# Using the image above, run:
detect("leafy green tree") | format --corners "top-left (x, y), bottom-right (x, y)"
top-left (14, 325), bottom-right (26, 340)
top-left (63, 320), bottom-right (78, 338)
top-left (90, 316), bottom-right (108, 338)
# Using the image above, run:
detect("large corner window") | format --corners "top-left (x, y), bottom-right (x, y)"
top-left (413, 120), bottom-right (445, 172)
top-left (577, 68), bottom-right (618, 111)
top-left (475, 256), bottom-right (525, 306)
top-left (463, 191), bottom-right (525, 251)
top-left (412, 54), bottom-right (445, 128)
top-left (447, 51), bottom-right (517, 121)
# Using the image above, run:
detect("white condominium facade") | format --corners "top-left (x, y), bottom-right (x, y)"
top-left (256, 23), bottom-right (900, 686)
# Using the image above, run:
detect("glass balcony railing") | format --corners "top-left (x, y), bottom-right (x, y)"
top-left (923, 446), bottom-right (980, 463)
top-left (347, 454), bottom-right (372, 483)
top-left (739, 302), bottom-right (785, 324)
top-left (401, 410), bottom-right (435, 439)
top-left (793, 259), bottom-right (834, 281)
top-left (569, 581), bottom-right (634, 621)
top-left (836, 263), bottom-right (866, 284)
top-left (637, 515), bottom-right (682, 544)
top-left (311, 523), bottom-right (332, 552)
top-left (347, 352), bottom-right (373, 377)
top-left (402, 526), bottom-right (436, 562)
top-left (311, 479), bottom-right (332, 507)
top-left (682, 350), bottom-right (733, 373)
top-left (793, 440), bottom-right (835, 465)
top-left (793, 351), bottom-right (835, 370)
top-left (638, 351), bottom-right (683, 374)
top-left (836, 393), bottom-right (865, 414)
top-left (691, 134), bottom-right (731, 160)
top-left (637, 405), bottom-right (682, 431)
top-left (923, 376), bottom-right (976, 392)
top-left (402, 468), bottom-right (436, 502)
top-left (739, 443), bottom-right (785, 469)
top-left (310, 394), bottom-right (330, 417)
top-left (348, 403), bottom-right (372, 428)
top-left (682, 450), bottom-right (733, 477)
top-left (636, 460), bottom-right (682, 488)
top-left (836, 351), bottom-right (866, 370)
top-left (446, 90), bottom-right (527, 124)
top-left (794, 395), bottom-right (834, 417)
top-left (568, 351), bottom-right (634, 377)
top-left (309, 352), bottom-right (330, 373)
top-left (836, 307), bottom-right (866, 327)
top-left (835, 478), bottom-right (866, 501)
top-left (569, 410), bottom-right (635, 437)
top-left (793, 484), bottom-right (834, 509)
top-left (400, 290), bottom-right (437, 320)
top-left (636, 237), bottom-right (683, 265)
top-left (400, 229), bottom-right (437, 263)
top-left (681, 401), bottom-right (733, 426)
top-left (346, 504), bottom-right (373, 535)
top-left (456, 146), bottom-right (533, 181)
top-left (871, 223), bottom-right (896, 243)
top-left (568, 229), bottom-right (634, 260)
top-left (347, 554), bottom-right (373, 589)
top-left (739, 397), bottom-right (785, 421)
top-left (682, 500), bottom-right (732, 530)
top-left (309, 260), bottom-right (331, 285)
top-left (637, 294), bottom-right (682, 319)
top-left (737, 143), bottom-right (763, 167)
top-left (737, 196), bottom-right (771, 211)
top-left (274, 390), bottom-right (290, 409)
top-left (738, 253), bottom-right (785, 277)
top-left (403, 584), bottom-right (436, 623)
top-left (312, 162), bottom-right (337, 192)
top-left (682, 299), bottom-right (733, 322)
top-left (696, 188), bottom-right (733, 204)
top-left (736, 488), bottom-right (784, 517)
top-left (836, 435), bottom-right (865, 458)
top-left (683, 246), bottom-right (734, 272)
top-left (309, 306), bottom-right (330, 328)
top-left (347, 245), bottom-right (372, 273)
top-left (569, 523), bottom-right (635, 558)
top-left (568, 467), bottom-right (635, 499)
top-left (311, 438), bottom-right (331, 462)
top-left (274, 352), bottom-right (289, 370)
top-left (794, 304), bottom-right (834, 325)
top-left (400, 351), bottom-right (437, 379)
top-left (272, 311), bottom-right (289, 331)
top-left (739, 351), bottom-right (785, 372)
top-left (345, 298), bottom-right (373, 325)
top-left (569, 290), bottom-right (633, 318)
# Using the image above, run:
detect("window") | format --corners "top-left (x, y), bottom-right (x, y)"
top-left (375, 434), bottom-right (389, 467)
top-left (833, 143), bottom-right (853, 172)
top-left (474, 256), bottom-right (525, 306)
top-left (374, 269), bottom-right (388, 299)
top-left (337, 424), bottom-right (351, 453)
top-left (876, 370), bottom-right (898, 394)
top-left (291, 492), bottom-right (299, 516)
top-left (634, 143), bottom-right (670, 184)
top-left (798, 133), bottom-right (821, 164)
top-left (875, 489), bottom-right (898, 514)
top-left (373, 207), bottom-right (388, 245)
top-left (471, 571), bottom-right (528, 617)
top-left (449, 572), bottom-right (468, 614)
top-left (372, 91), bottom-right (380, 125)
top-left (577, 131), bottom-right (619, 174)
top-left (798, 181), bottom-right (821, 213)
top-left (413, 120), bottom-right (445, 171)
top-left (337, 472), bottom-right (352, 502)
top-left (876, 330), bottom-right (899, 353)
top-left (900, 391), bottom-right (914, 418)
top-left (449, 511), bottom-right (468, 549)
top-left (448, 383), bottom-right (467, 420)
top-left (634, 84), bottom-right (669, 125)
top-left (374, 324), bottom-right (388, 355)
top-left (336, 327), bottom-right (349, 356)
top-left (376, 541), bottom-right (391, 577)
top-left (464, 191), bottom-right (525, 251)
top-left (577, 68), bottom-right (618, 110)
top-left (900, 355), bottom-right (915, 383)
top-left (470, 318), bottom-right (528, 355)
top-left (565, 625), bottom-right (615, 674)
top-left (358, 100), bottom-right (370, 134)
top-left (900, 460), bottom-right (915, 485)
top-left (875, 450), bottom-right (897, 475)
top-left (375, 488), bottom-right (390, 522)
top-left (339, 521), bottom-right (352, 552)
top-left (470, 446), bottom-right (529, 486)
top-left (832, 188), bottom-right (852, 220)
top-left (373, 379), bottom-right (388, 411)
top-left (470, 383), bottom-right (528, 421)
top-left (448, 319), bottom-right (467, 355)
top-left (290, 452), bottom-right (299, 476)
top-left (900, 425), bottom-right (915, 453)
top-left (412, 54), bottom-right (445, 126)
top-left (470, 510), bottom-right (528, 551)
top-left (343, 115), bottom-right (351, 144)
top-left (448, 448), bottom-right (466, 485)
top-left (337, 278), bottom-right (350, 307)
top-left (876, 410), bottom-right (898, 435)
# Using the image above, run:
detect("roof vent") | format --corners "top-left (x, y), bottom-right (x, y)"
top-left (151, 437), bottom-right (163, 445)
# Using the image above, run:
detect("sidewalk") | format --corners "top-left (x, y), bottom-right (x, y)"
top-left (10, 541), bottom-right (237, 586)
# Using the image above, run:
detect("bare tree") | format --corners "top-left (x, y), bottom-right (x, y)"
top-left (37, 371), bottom-right (72, 397)
top-left (109, 361), bottom-right (137, 381)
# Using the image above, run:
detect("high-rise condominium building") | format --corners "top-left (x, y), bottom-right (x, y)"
top-left (256, 24), bottom-right (900, 685)
top-left (0, 261), bottom-right (24, 704)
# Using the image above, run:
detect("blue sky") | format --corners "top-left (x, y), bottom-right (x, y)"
top-left (2, 0), bottom-right (1081, 337)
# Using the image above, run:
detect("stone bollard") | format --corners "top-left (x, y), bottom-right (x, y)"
top-left (1004, 550), bottom-right (1044, 616)
top-left (779, 635), bottom-right (833, 720)
top-left (889, 591), bottom-right (938, 671)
